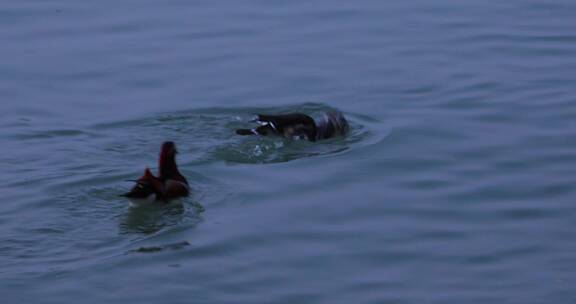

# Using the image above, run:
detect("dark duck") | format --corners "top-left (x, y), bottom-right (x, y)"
top-left (236, 111), bottom-right (349, 142)
top-left (121, 141), bottom-right (189, 206)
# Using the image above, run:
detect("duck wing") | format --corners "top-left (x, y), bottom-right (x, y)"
top-left (121, 168), bottom-right (163, 200)
top-left (255, 113), bottom-right (315, 130)
top-left (236, 113), bottom-right (317, 140)
top-left (163, 179), bottom-right (190, 199)
top-left (121, 182), bottom-right (156, 199)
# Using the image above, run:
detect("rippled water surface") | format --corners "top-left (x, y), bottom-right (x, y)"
top-left (1, 1), bottom-right (575, 303)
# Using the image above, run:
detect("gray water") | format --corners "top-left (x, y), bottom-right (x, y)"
top-left (1, 0), bottom-right (575, 303)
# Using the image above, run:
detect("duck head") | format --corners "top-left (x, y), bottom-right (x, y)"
top-left (158, 141), bottom-right (188, 185)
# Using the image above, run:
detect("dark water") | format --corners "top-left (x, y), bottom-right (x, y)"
top-left (1, 0), bottom-right (575, 303)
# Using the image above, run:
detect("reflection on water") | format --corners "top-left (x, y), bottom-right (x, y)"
top-left (128, 241), bottom-right (191, 254)
top-left (119, 201), bottom-right (204, 235)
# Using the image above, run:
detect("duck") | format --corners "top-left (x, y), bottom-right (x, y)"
top-left (121, 141), bottom-right (189, 206)
top-left (235, 111), bottom-right (349, 142)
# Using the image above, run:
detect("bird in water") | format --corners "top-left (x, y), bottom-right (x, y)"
top-left (121, 141), bottom-right (189, 206)
top-left (235, 111), bottom-right (349, 142)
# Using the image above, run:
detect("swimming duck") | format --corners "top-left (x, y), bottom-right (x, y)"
top-left (236, 111), bottom-right (349, 142)
top-left (121, 141), bottom-right (189, 206)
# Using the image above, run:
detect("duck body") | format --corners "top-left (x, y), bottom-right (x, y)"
top-left (122, 141), bottom-right (189, 206)
top-left (236, 111), bottom-right (349, 141)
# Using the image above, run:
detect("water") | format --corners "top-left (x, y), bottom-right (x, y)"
top-left (1, 0), bottom-right (575, 303)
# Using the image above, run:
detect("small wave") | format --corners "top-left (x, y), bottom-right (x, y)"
top-left (10, 129), bottom-right (91, 140)
top-left (127, 241), bottom-right (191, 254)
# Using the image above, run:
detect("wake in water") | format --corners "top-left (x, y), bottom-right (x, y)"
top-left (91, 102), bottom-right (387, 165)
top-left (217, 103), bottom-right (386, 164)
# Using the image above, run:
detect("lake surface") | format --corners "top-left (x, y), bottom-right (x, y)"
top-left (1, 0), bottom-right (575, 303)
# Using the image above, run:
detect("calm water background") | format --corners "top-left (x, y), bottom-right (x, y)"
top-left (1, 0), bottom-right (575, 303)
